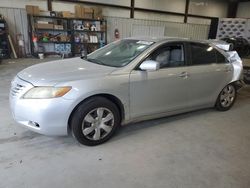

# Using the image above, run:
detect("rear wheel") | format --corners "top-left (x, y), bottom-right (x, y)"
top-left (71, 97), bottom-right (121, 146)
top-left (215, 84), bottom-right (236, 111)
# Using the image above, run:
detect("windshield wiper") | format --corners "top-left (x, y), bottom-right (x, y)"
top-left (87, 58), bottom-right (105, 65)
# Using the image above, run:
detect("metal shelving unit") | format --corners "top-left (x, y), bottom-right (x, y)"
top-left (28, 14), bottom-right (107, 57)
top-left (0, 19), bottom-right (11, 60)
top-left (70, 17), bottom-right (107, 55)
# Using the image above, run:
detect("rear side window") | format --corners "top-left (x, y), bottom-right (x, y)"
top-left (190, 43), bottom-right (216, 65)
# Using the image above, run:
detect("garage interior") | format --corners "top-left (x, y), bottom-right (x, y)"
top-left (1, 0), bottom-right (250, 188)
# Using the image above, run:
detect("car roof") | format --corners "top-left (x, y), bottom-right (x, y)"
top-left (124, 36), bottom-right (210, 44)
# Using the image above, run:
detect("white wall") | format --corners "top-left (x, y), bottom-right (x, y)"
top-left (79, 0), bottom-right (130, 6)
top-left (187, 17), bottom-right (211, 25)
top-left (237, 2), bottom-right (250, 18)
top-left (0, 0), bottom-right (47, 10)
top-left (189, 0), bottom-right (228, 18)
top-left (106, 16), bottom-right (210, 43)
top-left (134, 12), bottom-right (184, 23)
top-left (0, 0), bottom-right (130, 9)
top-left (135, 0), bottom-right (186, 13)
top-left (52, 2), bottom-right (130, 18)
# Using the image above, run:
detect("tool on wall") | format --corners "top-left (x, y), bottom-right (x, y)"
top-left (8, 34), bottom-right (17, 59)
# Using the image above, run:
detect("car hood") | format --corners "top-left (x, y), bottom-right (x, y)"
top-left (17, 57), bottom-right (117, 86)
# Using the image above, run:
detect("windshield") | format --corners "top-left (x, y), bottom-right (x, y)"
top-left (87, 39), bottom-right (154, 67)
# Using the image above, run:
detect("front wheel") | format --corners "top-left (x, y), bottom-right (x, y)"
top-left (215, 84), bottom-right (237, 111)
top-left (71, 97), bottom-right (121, 146)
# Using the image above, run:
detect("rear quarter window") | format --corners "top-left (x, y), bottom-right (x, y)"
top-left (190, 43), bottom-right (216, 65)
top-left (216, 50), bottom-right (227, 64)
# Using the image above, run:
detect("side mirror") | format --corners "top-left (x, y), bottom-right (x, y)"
top-left (80, 49), bottom-right (87, 60)
top-left (139, 60), bottom-right (160, 71)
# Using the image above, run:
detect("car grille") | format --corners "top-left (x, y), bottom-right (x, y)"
top-left (10, 77), bottom-right (33, 98)
top-left (11, 83), bottom-right (26, 97)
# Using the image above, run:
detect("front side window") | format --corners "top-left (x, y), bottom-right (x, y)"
top-left (148, 44), bottom-right (185, 68)
top-left (190, 43), bottom-right (216, 65)
top-left (87, 39), bottom-right (154, 67)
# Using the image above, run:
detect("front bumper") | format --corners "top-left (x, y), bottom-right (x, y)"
top-left (9, 77), bottom-right (75, 136)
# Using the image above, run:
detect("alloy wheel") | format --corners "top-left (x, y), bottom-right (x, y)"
top-left (220, 85), bottom-right (236, 108)
top-left (82, 107), bottom-right (114, 141)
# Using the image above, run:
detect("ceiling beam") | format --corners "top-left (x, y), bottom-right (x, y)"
top-left (47, 0), bottom-right (52, 11)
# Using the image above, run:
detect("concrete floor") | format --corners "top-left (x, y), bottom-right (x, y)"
top-left (0, 58), bottom-right (250, 188)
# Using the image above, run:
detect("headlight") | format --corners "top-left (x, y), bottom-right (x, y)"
top-left (23, 86), bottom-right (72, 99)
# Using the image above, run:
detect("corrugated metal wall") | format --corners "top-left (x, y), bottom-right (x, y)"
top-left (0, 7), bottom-right (30, 55)
top-left (106, 16), bottom-right (210, 43)
top-left (237, 2), bottom-right (250, 18)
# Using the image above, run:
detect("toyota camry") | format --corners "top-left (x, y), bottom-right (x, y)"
top-left (9, 37), bottom-right (243, 145)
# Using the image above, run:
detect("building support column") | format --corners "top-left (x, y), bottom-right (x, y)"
top-left (184, 0), bottom-right (190, 23)
top-left (227, 1), bottom-right (238, 18)
top-left (130, 0), bottom-right (135, 18)
top-left (48, 0), bottom-right (52, 11)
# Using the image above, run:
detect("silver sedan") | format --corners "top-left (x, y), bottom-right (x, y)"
top-left (9, 38), bottom-right (243, 145)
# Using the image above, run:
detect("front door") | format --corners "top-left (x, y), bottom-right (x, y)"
top-left (129, 42), bottom-right (190, 119)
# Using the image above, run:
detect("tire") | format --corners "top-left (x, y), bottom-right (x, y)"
top-left (215, 84), bottom-right (237, 111)
top-left (71, 97), bottom-right (121, 146)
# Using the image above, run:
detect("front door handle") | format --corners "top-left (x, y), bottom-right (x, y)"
top-left (179, 72), bottom-right (189, 78)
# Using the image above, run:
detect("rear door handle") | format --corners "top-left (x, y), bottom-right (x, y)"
top-left (179, 72), bottom-right (189, 78)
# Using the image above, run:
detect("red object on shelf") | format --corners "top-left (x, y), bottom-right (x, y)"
top-left (32, 36), bottom-right (38, 42)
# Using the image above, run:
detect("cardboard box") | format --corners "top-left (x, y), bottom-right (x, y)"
top-left (75, 5), bottom-right (82, 18)
top-left (37, 21), bottom-right (49, 24)
top-left (33, 6), bottom-right (40, 15)
top-left (75, 5), bottom-right (93, 18)
top-left (54, 25), bottom-right (64, 30)
top-left (39, 11), bottom-right (51, 16)
top-left (35, 23), bottom-right (54, 29)
top-left (26, 5), bottom-right (39, 15)
top-left (83, 8), bottom-right (93, 19)
top-left (93, 7), bottom-right (103, 19)
top-left (84, 8), bottom-right (93, 14)
top-left (26, 5), bottom-right (33, 14)
top-left (62, 11), bottom-right (75, 18)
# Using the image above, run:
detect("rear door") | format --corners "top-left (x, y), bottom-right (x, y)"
top-left (186, 42), bottom-right (234, 107)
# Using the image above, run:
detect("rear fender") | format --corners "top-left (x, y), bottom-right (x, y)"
top-left (226, 51), bottom-right (243, 82)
